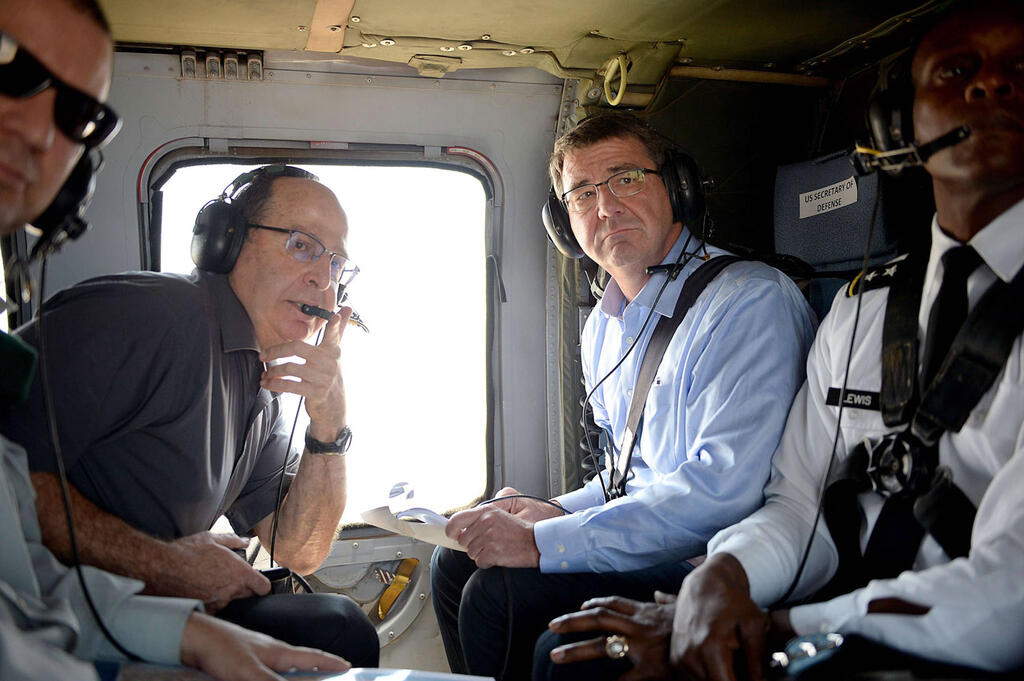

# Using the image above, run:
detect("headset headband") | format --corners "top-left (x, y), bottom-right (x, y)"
top-left (192, 164), bottom-right (320, 273)
top-left (221, 164), bottom-right (320, 202)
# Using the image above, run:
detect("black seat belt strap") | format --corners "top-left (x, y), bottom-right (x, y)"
top-left (609, 255), bottom-right (743, 497)
top-left (880, 254), bottom-right (927, 427)
top-left (862, 492), bottom-right (928, 580)
top-left (913, 466), bottom-right (976, 559)
top-left (820, 441), bottom-right (871, 598)
top-left (913, 264), bottom-right (1024, 444)
top-left (826, 256), bottom-right (1024, 590)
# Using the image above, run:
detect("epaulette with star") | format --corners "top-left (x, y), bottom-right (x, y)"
top-left (845, 253), bottom-right (909, 297)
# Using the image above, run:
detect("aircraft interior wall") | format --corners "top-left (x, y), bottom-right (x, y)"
top-left (32, 51), bottom-right (567, 505)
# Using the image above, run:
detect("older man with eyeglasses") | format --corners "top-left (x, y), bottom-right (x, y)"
top-left (429, 113), bottom-right (816, 680)
top-left (0, 161), bottom-right (380, 667)
top-left (0, 0), bottom-right (374, 677)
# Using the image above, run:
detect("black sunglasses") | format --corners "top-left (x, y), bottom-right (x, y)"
top-left (0, 31), bottom-right (120, 148)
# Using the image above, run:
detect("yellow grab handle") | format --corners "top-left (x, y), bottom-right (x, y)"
top-left (604, 54), bottom-right (629, 106)
top-left (377, 557), bottom-right (420, 620)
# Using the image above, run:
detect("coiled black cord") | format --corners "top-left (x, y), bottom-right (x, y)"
top-left (267, 322), bottom-right (327, 567)
top-left (476, 493), bottom-right (570, 515)
top-left (37, 258), bottom-right (142, 662)
top-left (773, 183), bottom-right (882, 606)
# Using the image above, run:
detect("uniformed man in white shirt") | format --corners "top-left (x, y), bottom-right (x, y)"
top-left (537, 0), bottom-right (1024, 678)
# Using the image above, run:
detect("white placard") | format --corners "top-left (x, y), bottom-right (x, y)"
top-left (799, 176), bottom-right (858, 219)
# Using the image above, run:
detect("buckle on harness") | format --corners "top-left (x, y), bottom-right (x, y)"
top-left (864, 432), bottom-right (931, 497)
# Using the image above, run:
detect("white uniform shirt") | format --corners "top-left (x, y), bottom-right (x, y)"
top-left (709, 199), bottom-right (1024, 671)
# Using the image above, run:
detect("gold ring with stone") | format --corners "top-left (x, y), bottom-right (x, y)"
top-left (605, 634), bottom-right (629, 659)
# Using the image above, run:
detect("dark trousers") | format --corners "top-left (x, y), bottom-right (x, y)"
top-left (430, 546), bottom-right (693, 681)
top-left (534, 630), bottom-right (1024, 681)
top-left (217, 592), bottom-right (380, 667)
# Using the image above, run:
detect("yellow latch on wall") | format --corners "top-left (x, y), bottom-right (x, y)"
top-left (377, 557), bottom-right (419, 620)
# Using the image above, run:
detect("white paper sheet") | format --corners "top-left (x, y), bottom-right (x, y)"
top-left (360, 506), bottom-right (466, 551)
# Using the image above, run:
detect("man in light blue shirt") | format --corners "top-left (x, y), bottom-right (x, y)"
top-left (431, 113), bottom-right (815, 680)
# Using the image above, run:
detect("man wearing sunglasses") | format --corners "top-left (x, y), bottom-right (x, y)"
top-left (2, 160), bottom-right (380, 664)
top-left (0, 0), bottom-right (360, 679)
top-left (430, 113), bottom-right (816, 679)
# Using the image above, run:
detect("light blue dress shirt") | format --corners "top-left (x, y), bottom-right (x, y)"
top-left (534, 229), bottom-right (815, 573)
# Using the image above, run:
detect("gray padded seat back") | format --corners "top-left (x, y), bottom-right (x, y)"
top-left (774, 150), bottom-right (898, 319)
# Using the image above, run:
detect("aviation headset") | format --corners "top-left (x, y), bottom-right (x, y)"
top-left (866, 85), bottom-right (915, 160)
top-left (28, 149), bottom-right (102, 260)
top-left (191, 164), bottom-right (319, 273)
top-left (542, 148), bottom-right (707, 259)
top-left (852, 46), bottom-right (969, 176)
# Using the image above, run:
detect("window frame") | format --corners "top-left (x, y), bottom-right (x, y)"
top-left (142, 141), bottom-right (501, 532)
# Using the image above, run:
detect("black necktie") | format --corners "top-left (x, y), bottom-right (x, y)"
top-left (922, 245), bottom-right (983, 387)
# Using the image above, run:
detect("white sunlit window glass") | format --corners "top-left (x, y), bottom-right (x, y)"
top-left (158, 162), bottom-right (488, 524)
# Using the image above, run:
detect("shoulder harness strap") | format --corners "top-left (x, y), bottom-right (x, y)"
top-left (913, 263), bottom-right (1024, 443)
top-left (610, 255), bottom-right (743, 498)
top-left (880, 252), bottom-right (928, 427)
top-left (825, 255), bottom-right (1024, 589)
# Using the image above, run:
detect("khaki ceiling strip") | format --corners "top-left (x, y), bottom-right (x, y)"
top-left (670, 65), bottom-right (830, 87)
top-left (305, 0), bottom-right (355, 52)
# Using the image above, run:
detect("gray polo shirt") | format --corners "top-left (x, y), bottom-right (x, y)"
top-left (0, 270), bottom-right (297, 538)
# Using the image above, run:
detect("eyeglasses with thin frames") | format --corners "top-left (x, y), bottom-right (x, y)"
top-left (247, 224), bottom-right (359, 287)
top-left (561, 167), bottom-right (661, 214)
top-left (0, 32), bottom-right (120, 148)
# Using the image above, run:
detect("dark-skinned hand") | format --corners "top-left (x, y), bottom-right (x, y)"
top-left (547, 592), bottom-right (678, 681)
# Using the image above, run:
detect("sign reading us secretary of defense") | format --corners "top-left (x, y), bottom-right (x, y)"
top-left (799, 176), bottom-right (858, 219)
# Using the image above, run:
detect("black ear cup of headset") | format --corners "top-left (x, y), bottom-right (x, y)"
top-left (541, 188), bottom-right (585, 259)
top-left (191, 190), bottom-right (251, 273)
top-left (541, 149), bottom-right (708, 259)
top-left (659, 149), bottom-right (706, 230)
top-left (191, 168), bottom-right (261, 274)
top-left (191, 165), bottom-right (317, 273)
top-left (29, 149), bottom-right (101, 260)
top-left (852, 59), bottom-right (918, 177)
top-left (868, 87), bottom-right (914, 155)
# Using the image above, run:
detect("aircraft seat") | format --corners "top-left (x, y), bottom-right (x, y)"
top-left (773, 149), bottom-right (898, 321)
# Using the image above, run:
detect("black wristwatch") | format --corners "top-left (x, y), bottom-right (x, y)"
top-left (305, 425), bottom-right (352, 455)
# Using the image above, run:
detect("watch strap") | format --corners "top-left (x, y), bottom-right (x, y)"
top-left (305, 425), bottom-right (352, 455)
